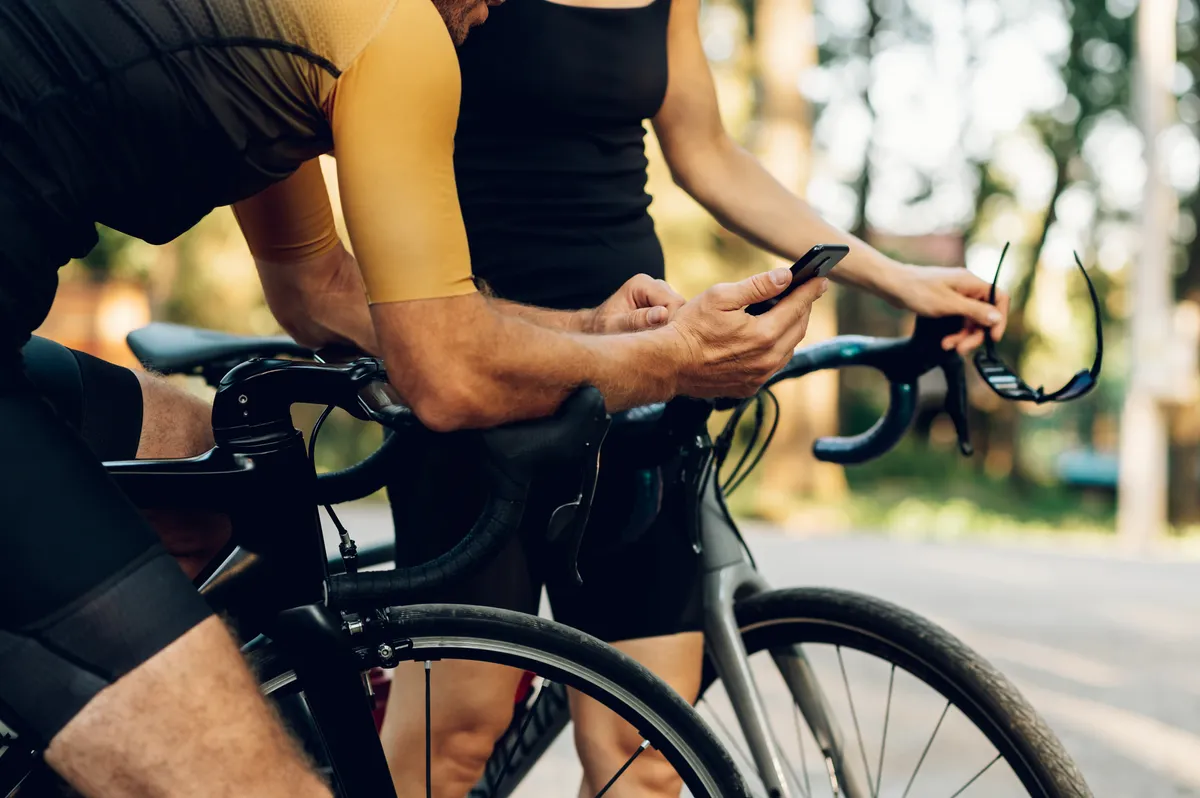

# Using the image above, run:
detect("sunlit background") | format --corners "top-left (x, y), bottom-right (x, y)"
top-left (36, 0), bottom-right (1200, 545)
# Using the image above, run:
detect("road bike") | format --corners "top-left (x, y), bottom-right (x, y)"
top-left (2, 313), bottom-right (1093, 798)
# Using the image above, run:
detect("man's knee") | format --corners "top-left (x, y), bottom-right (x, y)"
top-left (133, 370), bottom-right (213, 459)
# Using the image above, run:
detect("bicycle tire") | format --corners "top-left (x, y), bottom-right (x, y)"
top-left (252, 604), bottom-right (750, 798)
top-left (701, 587), bottom-right (1090, 798)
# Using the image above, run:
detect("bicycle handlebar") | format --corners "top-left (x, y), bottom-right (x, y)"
top-left (198, 355), bottom-right (610, 607)
top-left (126, 312), bottom-right (972, 603)
top-left (323, 384), bottom-right (609, 606)
top-left (765, 314), bottom-right (973, 464)
top-left (607, 315), bottom-right (974, 466)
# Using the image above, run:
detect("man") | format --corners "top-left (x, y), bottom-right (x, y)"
top-left (0, 0), bottom-right (852, 795)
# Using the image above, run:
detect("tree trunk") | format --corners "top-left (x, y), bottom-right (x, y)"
top-left (1169, 171), bottom-right (1200, 525)
top-left (1118, 0), bottom-right (1178, 547)
top-left (750, 0), bottom-right (847, 522)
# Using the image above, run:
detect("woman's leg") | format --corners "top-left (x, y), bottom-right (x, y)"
top-left (569, 632), bottom-right (705, 798)
top-left (544, 463), bottom-right (706, 797)
top-left (380, 442), bottom-right (541, 797)
top-left (380, 660), bottom-right (525, 797)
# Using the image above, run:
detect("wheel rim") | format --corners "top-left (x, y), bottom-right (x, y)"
top-left (262, 631), bottom-right (738, 798)
top-left (696, 615), bottom-right (1064, 798)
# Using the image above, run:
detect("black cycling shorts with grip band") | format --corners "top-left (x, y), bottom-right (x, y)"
top-left (20, 335), bottom-right (144, 461)
top-left (0, 343), bottom-right (211, 745)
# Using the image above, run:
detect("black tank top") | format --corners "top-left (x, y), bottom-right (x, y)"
top-left (455, 0), bottom-right (672, 311)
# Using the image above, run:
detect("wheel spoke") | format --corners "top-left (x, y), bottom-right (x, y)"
top-left (593, 739), bottom-right (650, 797)
top-left (425, 660), bottom-right (433, 798)
top-left (901, 700), bottom-right (950, 798)
top-left (836, 646), bottom-right (875, 793)
top-left (699, 699), bottom-right (771, 796)
top-left (873, 664), bottom-right (895, 798)
top-left (946, 753), bottom-right (1002, 798)
top-left (491, 678), bottom-right (551, 792)
top-left (791, 702), bottom-right (812, 798)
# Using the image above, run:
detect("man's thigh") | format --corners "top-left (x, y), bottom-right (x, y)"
top-left (0, 357), bottom-right (211, 745)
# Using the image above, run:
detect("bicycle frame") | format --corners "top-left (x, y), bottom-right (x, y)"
top-left (107, 363), bottom-right (403, 798)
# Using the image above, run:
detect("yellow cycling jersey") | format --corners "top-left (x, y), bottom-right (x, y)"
top-left (0, 0), bottom-right (475, 350)
top-left (233, 0), bottom-right (478, 305)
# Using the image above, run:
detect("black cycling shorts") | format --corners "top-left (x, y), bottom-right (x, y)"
top-left (387, 434), bottom-right (704, 644)
top-left (0, 337), bottom-right (212, 745)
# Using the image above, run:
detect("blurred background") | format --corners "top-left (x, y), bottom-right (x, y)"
top-left (36, 0), bottom-right (1200, 549)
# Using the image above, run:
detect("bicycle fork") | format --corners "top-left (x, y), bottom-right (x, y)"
top-left (700, 483), bottom-right (870, 798)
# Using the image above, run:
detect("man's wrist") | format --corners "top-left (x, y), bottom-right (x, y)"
top-left (648, 325), bottom-right (690, 399)
top-left (576, 307), bottom-right (601, 335)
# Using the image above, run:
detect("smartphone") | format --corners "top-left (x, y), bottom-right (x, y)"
top-left (745, 244), bottom-right (849, 316)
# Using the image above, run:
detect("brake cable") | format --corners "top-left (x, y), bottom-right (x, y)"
top-left (310, 405), bottom-right (359, 574)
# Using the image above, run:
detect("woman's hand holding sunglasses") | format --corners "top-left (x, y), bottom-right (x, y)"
top-left (879, 262), bottom-right (1011, 355)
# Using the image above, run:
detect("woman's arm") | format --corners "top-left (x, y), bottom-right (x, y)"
top-left (651, 0), bottom-right (1008, 350)
top-left (651, 0), bottom-right (898, 296)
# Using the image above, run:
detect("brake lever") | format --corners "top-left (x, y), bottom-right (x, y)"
top-left (939, 355), bottom-right (973, 456)
top-left (546, 427), bottom-right (606, 585)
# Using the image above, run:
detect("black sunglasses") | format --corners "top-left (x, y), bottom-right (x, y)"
top-left (973, 242), bottom-right (1103, 404)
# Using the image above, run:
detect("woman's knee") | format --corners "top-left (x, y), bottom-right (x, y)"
top-left (383, 661), bottom-right (520, 781)
top-left (434, 721), bottom-right (508, 782)
top-left (574, 720), bottom-right (683, 794)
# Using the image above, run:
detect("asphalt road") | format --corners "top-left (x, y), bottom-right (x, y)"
top-left (325, 506), bottom-right (1200, 798)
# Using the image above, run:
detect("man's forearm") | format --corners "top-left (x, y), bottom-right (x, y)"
top-left (253, 246), bottom-right (379, 353)
top-left (371, 295), bottom-right (679, 431)
top-left (489, 297), bottom-right (597, 333)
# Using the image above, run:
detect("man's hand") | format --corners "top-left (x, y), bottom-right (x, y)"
top-left (588, 274), bottom-right (687, 334)
top-left (668, 267), bottom-right (830, 398)
top-left (881, 264), bottom-right (1010, 354)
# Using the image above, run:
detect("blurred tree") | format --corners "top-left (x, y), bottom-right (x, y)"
top-left (748, 0), bottom-right (849, 521)
top-left (1168, 0), bottom-right (1200, 525)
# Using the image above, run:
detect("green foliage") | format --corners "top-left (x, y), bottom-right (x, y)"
top-left (79, 226), bottom-right (138, 281)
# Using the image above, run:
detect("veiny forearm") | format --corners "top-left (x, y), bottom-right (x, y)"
top-left (488, 297), bottom-right (595, 333)
top-left (371, 295), bottom-right (678, 431)
top-left (253, 245), bottom-right (379, 353)
top-left (667, 138), bottom-right (904, 301)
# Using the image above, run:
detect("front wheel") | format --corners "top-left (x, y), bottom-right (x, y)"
top-left (255, 604), bottom-right (751, 798)
top-left (696, 588), bottom-right (1091, 798)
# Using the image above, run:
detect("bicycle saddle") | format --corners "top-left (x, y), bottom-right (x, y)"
top-left (126, 322), bottom-right (310, 377)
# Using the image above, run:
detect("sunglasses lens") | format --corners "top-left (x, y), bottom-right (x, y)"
top-left (1053, 371), bottom-right (1096, 401)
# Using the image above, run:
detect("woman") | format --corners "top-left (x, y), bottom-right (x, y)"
top-left (380, 1), bottom-right (1010, 795)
